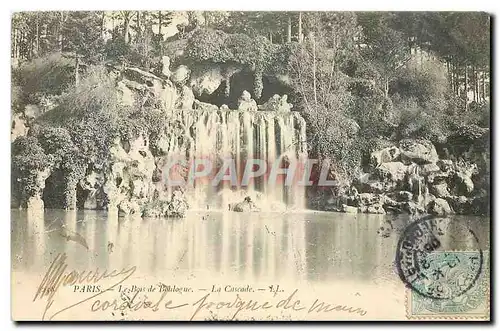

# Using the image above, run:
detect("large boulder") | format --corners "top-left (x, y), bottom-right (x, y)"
top-left (356, 193), bottom-right (381, 206)
top-left (427, 170), bottom-right (452, 185)
top-left (117, 69), bottom-right (178, 111)
top-left (258, 94), bottom-right (293, 112)
top-left (360, 180), bottom-right (395, 194)
top-left (141, 191), bottom-right (189, 218)
top-left (142, 200), bottom-right (167, 218)
top-left (171, 65), bottom-right (191, 86)
top-left (359, 204), bottom-right (386, 214)
top-left (403, 201), bottom-right (425, 215)
top-left (189, 65), bottom-right (223, 96)
top-left (123, 67), bottom-right (163, 86)
top-left (453, 171), bottom-right (475, 196)
top-left (446, 195), bottom-right (472, 215)
top-left (419, 163), bottom-right (441, 177)
top-left (118, 199), bottom-right (141, 217)
top-left (373, 162), bottom-right (408, 183)
top-left (399, 139), bottom-right (439, 165)
top-left (430, 182), bottom-right (450, 198)
top-left (395, 191), bottom-right (413, 202)
top-left (381, 196), bottom-right (402, 213)
top-left (370, 146), bottom-right (400, 167)
top-left (428, 198), bottom-right (453, 215)
top-left (437, 159), bottom-right (454, 172)
top-left (351, 192), bottom-right (386, 214)
top-left (341, 204), bottom-right (358, 214)
top-left (230, 196), bottom-right (260, 212)
top-left (237, 90), bottom-right (258, 111)
top-left (451, 162), bottom-right (478, 196)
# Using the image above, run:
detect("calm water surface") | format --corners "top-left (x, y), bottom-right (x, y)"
top-left (11, 209), bottom-right (490, 283)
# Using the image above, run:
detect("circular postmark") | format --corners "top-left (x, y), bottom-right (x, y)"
top-left (395, 215), bottom-right (484, 300)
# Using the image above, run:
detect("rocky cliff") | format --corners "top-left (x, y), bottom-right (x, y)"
top-left (316, 138), bottom-right (489, 216)
top-left (11, 56), bottom-right (489, 217)
top-left (11, 56), bottom-right (306, 217)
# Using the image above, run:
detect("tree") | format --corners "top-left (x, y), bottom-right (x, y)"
top-left (298, 12), bottom-right (303, 43)
top-left (150, 11), bottom-right (173, 56)
top-left (358, 12), bottom-right (411, 98)
top-left (152, 11), bottom-right (173, 37)
top-left (119, 11), bottom-right (134, 44)
top-left (12, 12), bottom-right (49, 60)
top-left (204, 11), bottom-right (230, 28)
top-left (392, 12), bottom-right (490, 104)
top-left (289, 12), bottom-right (362, 177)
top-left (215, 12), bottom-right (289, 43)
top-left (62, 11), bottom-right (104, 86)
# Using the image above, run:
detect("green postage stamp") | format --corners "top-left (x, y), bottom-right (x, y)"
top-left (406, 251), bottom-right (490, 320)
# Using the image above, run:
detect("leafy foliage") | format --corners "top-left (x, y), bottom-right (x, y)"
top-left (63, 11), bottom-right (104, 62)
top-left (11, 11), bottom-right (491, 198)
top-left (184, 28), bottom-right (295, 98)
top-left (12, 53), bottom-right (73, 106)
top-left (12, 136), bottom-right (52, 197)
top-left (40, 66), bottom-right (128, 166)
top-left (199, 28), bottom-right (295, 72)
top-left (104, 36), bottom-right (130, 63)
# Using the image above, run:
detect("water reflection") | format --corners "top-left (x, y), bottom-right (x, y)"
top-left (11, 209), bottom-right (489, 283)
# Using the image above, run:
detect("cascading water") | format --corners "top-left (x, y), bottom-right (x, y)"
top-left (162, 108), bottom-right (308, 211)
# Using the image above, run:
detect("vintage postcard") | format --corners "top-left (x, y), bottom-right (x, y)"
top-left (11, 11), bottom-right (491, 321)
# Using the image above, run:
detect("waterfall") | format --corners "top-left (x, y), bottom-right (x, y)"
top-left (163, 109), bottom-right (308, 211)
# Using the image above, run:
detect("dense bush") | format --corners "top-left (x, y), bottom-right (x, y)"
top-left (349, 79), bottom-right (392, 137)
top-left (447, 124), bottom-right (489, 156)
top-left (12, 136), bottom-right (52, 198)
top-left (183, 28), bottom-right (296, 98)
top-left (104, 36), bottom-right (131, 63)
top-left (11, 85), bottom-right (23, 113)
top-left (391, 63), bottom-right (448, 110)
top-left (389, 96), bottom-right (448, 143)
top-left (357, 56), bottom-right (492, 159)
top-left (12, 53), bottom-right (74, 107)
top-left (40, 66), bottom-right (129, 166)
top-left (35, 126), bottom-right (76, 165)
top-left (288, 41), bottom-right (363, 179)
top-left (12, 126), bottom-right (91, 208)
top-left (447, 100), bottom-right (490, 130)
top-left (105, 35), bottom-right (161, 70)
top-left (117, 107), bottom-right (170, 143)
top-left (185, 29), bottom-right (230, 63)
top-left (162, 38), bottom-right (188, 64)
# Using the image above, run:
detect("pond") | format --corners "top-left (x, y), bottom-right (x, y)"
top-left (11, 209), bottom-right (489, 281)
